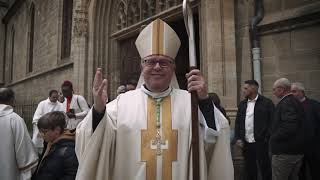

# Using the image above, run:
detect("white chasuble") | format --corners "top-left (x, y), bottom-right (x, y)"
top-left (75, 88), bottom-right (234, 180)
top-left (0, 104), bottom-right (38, 180)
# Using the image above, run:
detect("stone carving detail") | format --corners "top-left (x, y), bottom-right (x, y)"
top-left (116, 0), bottom-right (187, 31)
top-left (128, 1), bottom-right (140, 26)
top-left (143, 0), bottom-right (156, 18)
top-left (74, 10), bottom-right (89, 38)
top-left (117, 2), bottom-right (127, 30)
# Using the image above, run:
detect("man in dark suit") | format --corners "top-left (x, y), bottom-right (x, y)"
top-left (291, 82), bottom-right (320, 180)
top-left (270, 78), bottom-right (304, 180)
top-left (235, 80), bottom-right (274, 180)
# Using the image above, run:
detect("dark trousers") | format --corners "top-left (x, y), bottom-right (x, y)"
top-left (299, 146), bottom-right (320, 180)
top-left (272, 154), bottom-right (303, 180)
top-left (244, 141), bottom-right (272, 180)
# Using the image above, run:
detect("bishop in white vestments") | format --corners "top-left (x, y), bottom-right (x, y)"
top-left (75, 19), bottom-right (234, 180)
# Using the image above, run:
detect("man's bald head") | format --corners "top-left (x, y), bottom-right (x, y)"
top-left (0, 88), bottom-right (15, 105)
top-left (274, 78), bottom-right (291, 90)
top-left (273, 78), bottom-right (291, 99)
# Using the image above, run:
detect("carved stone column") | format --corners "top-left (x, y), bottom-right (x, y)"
top-left (201, 0), bottom-right (238, 119)
top-left (71, 0), bottom-right (89, 98)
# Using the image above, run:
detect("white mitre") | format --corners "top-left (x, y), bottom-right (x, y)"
top-left (135, 19), bottom-right (181, 89)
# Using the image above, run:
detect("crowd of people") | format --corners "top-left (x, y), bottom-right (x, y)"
top-left (0, 18), bottom-right (319, 180)
top-left (0, 80), bottom-right (90, 180)
top-left (234, 79), bottom-right (320, 180)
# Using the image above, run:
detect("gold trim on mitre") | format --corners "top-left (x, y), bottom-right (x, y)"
top-left (135, 19), bottom-right (181, 60)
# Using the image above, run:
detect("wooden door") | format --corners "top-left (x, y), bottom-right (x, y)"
top-left (119, 16), bottom-right (200, 90)
top-left (119, 35), bottom-right (141, 85)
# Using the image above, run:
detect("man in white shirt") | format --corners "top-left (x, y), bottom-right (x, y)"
top-left (235, 80), bottom-right (274, 180)
top-left (61, 81), bottom-right (90, 129)
top-left (32, 89), bottom-right (64, 154)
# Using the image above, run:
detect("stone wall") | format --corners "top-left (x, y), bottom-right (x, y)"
top-left (260, 25), bottom-right (320, 102)
top-left (235, 0), bottom-right (253, 101)
top-left (5, 2), bottom-right (29, 82)
top-left (32, 0), bottom-right (64, 73)
top-left (0, 8), bottom-right (6, 85)
top-left (2, 0), bottom-right (75, 103)
top-left (236, 0), bottom-right (320, 102)
top-left (11, 66), bottom-right (73, 104)
top-left (259, 1), bottom-right (320, 102)
top-left (201, 0), bottom-right (238, 113)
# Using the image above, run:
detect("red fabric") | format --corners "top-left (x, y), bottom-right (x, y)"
top-left (62, 81), bottom-right (73, 90)
top-left (66, 96), bottom-right (72, 112)
top-left (302, 99), bottom-right (308, 109)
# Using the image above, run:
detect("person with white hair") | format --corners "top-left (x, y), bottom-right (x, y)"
top-left (270, 78), bottom-right (305, 180)
top-left (291, 82), bottom-right (320, 180)
top-left (116, 85), bottom-right (126, 95)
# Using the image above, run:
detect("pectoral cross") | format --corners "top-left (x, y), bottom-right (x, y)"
top-left (151, 133), bottom-right (168, 156)
top-left (141, 96), bottom-right (177, 180)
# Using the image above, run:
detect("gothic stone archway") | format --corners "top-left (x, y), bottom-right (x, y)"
top-left (106, 0), bottom-right (200, 98)
top-left (86, 0), bottom-right (238, 113)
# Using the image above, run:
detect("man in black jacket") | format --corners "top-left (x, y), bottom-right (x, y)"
top-left (270, 78), bottom-right (304, 180)
top-left (235, 80), bottom-right (274, 180)
top-left (291, 82), bottom-right (320, 180)
top-left (32, 111), bottom-right (78, 180)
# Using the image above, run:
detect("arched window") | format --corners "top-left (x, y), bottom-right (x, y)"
top-left (27, 3), bottom-right (35, 73)
top-left (116, 0), bottom-right (184, 31)
top-left (61, 0), bottom-right (73, 59)
top-left (9, 27), bottom-right (15, 82)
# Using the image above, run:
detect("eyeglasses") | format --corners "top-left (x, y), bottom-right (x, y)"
top-left (143, 59), bottom-right (174, 68)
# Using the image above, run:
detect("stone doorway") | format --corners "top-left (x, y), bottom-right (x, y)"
top-left (119, 16), bottom-right (200, 90)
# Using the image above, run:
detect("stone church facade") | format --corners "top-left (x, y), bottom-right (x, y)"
top-left (1, 0), bottom-right (320, 125)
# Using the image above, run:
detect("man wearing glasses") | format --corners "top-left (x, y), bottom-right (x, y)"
top-left (75, 19), bottom-right (234, 180)
top-left (32, 111), bottom-right (78, 180)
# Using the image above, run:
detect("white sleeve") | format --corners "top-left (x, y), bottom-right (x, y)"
top-left (12, 115), bottom-right (38, 179)
top-left (32, 102), bottom-right (43, 124)
top-left (199, 105), bottom-right (229, 144)
top-left (75, 95), bottom-right (90, 120)
top-left (19, 163), bottom-right (38, 180)
top-left (76, 99), bottom-right (117, 163)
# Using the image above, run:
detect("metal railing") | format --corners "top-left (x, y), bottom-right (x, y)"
top-left (13, 101), bottom-right (38, 132)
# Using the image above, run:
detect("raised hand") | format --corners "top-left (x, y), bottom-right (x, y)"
top-left (92, 68), bottom-right (108, 113)
top-left (186, 69), bottom-right (209, 100)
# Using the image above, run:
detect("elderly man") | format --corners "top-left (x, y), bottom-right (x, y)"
top-left (270, 78), bottom-right (304, 180)
top-left (75, 19), bottom-right (233, 180)
top-left (0, 88), bottom-right (38, 180)
top-left (116, 85), bottom-right (126, 95)
top-left (291, 82), bottom-right (320, 180)
top-left (32, 89), bottom-right (64, 154)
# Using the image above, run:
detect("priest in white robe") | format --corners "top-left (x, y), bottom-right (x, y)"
top-left (76, 19), bottom-right (234, 180)
top-left (0, 88), bottom-right (38, 180)
top-left (32, 89), bottom-right (64, 153)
